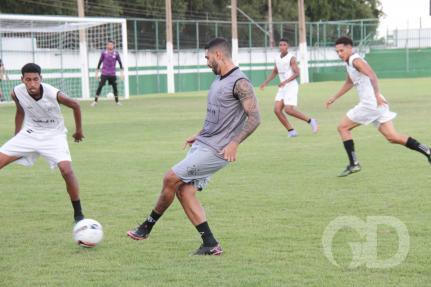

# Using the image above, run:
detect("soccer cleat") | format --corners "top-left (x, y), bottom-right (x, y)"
top-left (288, 129), bottom-right (298, 138)
top-left (74, 215), bottom-right (84, 224)
top-left (192, 243), bottom-right (223, 256)
top-left (116, 102), bottom-right (122, 106)
top-left (338, 163), bottom-right (361, 177)
top-left (90, 101), bottom-right (97, 107)
top-left (309, 118), bottom-right (319, 133)
top-left (127, 223), bottom-right (151, 240)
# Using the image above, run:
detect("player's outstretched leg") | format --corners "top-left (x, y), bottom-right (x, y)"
top-left (127, 170), bottom-right (181, 240)
top-left (176, 183), bottom-right (222, 256)
top-left (273, 101), bottom-right (296, 137)
top-left (378, 121), bottom-right (431, 164)
top-left (284, 105), bottom-right (319, 134)
top-left (337, 117), bottom-right (361, 177)
top-left (0, 153), bottom-right (20, 169)
top-left (58, 161), bottom-right (84, 222)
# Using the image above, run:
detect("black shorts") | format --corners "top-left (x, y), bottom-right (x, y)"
top-left (100, 75), bottom-right (117, 85)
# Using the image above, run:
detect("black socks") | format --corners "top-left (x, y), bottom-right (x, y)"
top-left (343, 139), bottom-right (358, 166)
top-left (406, 137), bottom-right (430, 157)
top-left (142, 210), bottom-right (162, 233)
top-left (72, 200), bottom-right (84, 221)
top-left (196, 221), bottom-right (218, 247)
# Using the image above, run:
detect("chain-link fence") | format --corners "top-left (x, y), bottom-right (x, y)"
top-left (124, 18), bottom-right (381, 95)
top-left (1, 17), bottom-right (430, 98)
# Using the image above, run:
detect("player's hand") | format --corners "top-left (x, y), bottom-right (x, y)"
top-left (376, 94), bottom-right (387, 107)
top-left (325, 96), bottom-right (336, 108)
top-left (73, 129), bottom-right (84, 143)
top-left (278, 81), bottom-right (286, 88)
top-left (259, 83), bottom-right (266, 91)
top-left (219, 141), bottom-right (238, 162)
top-left (183, 134), bottom-right (198, 149)
top-left (120, 70), bottom-right (125, 80)
top-left (95, 70), bottom-right (99, 80)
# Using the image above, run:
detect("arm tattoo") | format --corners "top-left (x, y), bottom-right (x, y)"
top-left (232, 79), bottom-right (261, 144)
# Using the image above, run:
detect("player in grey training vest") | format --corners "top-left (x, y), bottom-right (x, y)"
top-left (0, 63), bottom-right (85, 223)
top-left (127, 38), bottom-right (261, 256)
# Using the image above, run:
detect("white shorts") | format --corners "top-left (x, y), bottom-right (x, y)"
top-left (0, 130), bottom-right (71, 169)
top-left (346, 104), bottom-right (397, 127)
top-left (275, 83), bottom-right (299, 106)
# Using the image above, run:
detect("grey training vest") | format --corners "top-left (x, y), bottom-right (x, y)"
top-left (196, 67), bottom-right (249, 155)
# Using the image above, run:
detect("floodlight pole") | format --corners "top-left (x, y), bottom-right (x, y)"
top-left (166, 0), bottom-right (175, 93)
top-left (230, 0), bottom-right (239, 65)
top-left (297, 0), bottom-right (309, 83)
top-left (77, 0), bottom-right (90, 99)
top-left (268, 0), bottom-right (274, 48)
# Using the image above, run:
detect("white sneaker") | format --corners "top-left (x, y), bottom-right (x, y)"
top-left (91, 101), bottom-right (97, 107)
top-left (288, 129), bottom-right (298, 138)
top-left (116, 102), bottom-right (122, 106)
top-left (309, 118), bottom-right (319, 133)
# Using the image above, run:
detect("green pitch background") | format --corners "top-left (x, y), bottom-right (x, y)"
top-left (1, 78), bottom-right (430, 286)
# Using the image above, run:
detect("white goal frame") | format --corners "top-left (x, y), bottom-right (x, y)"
top-left (0, 14), bottom-right (129, 100)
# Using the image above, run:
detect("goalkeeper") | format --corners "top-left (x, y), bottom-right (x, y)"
top-left (92, 40), bottom-right (124, 106)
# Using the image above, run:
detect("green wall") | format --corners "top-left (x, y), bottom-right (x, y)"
top-left (2, 48), bottom-right (429, 99)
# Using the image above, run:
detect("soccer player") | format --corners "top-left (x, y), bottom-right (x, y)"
top-left (0, 58), bottom-right (8, 102)
top-left (326, 36), bottom-right (431, 177)
top-left (260, 38), bottom-right (318, 137)
top-left (91, 40), bottom-right (124, 106)
top-left (0, 63), bottom-right (85, 222)
top-left (127, 38), bottom-right (261, 255)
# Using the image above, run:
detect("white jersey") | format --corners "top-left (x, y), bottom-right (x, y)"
top-left (346, 53), bottom-right (377, 107)
top-left (14, 83), bottom-right (66, 134)
top-left (275, 53), bottom-right (298, 87)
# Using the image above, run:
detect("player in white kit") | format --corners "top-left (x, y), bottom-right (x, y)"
top-left (260, 38), bottom-right (318, 137)
top-left (326, 36), bottom-right (431, 177)
top-left (0, 63), bottom-right (85, 222)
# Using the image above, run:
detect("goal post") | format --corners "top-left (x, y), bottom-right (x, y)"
top-left (0, 14), bottom-right (129, 101)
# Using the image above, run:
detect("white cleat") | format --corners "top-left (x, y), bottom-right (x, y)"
top-left (91, 101), bottom-right (97, 107)
top-left (309, 118), bottom-right (319, 133)
top-left (288, 129), bottom-right (298, 138)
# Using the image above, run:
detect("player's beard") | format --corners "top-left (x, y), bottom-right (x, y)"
top-left (210, 60), bottom-right (220, 75)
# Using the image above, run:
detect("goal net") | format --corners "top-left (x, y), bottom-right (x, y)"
top-left (0, 14), bottom-right (129, 101)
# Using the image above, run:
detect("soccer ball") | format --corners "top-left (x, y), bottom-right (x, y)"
top-left (106, 92), bottom-right (114, 99)
top-left (73, 219), bottom-right (103, 247)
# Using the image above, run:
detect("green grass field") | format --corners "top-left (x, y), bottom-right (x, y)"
top-left (1, 78), bottom-right (430, 287)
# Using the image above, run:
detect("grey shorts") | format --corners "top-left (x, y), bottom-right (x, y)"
top-left (172, 142), bottom-right (228, 191)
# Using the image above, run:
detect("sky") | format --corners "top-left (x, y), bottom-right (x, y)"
top-left (378, 0), bottom-right (431, 36)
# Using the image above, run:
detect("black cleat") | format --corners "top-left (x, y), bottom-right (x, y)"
top-left (192, 243), bottom-right (223, 256)
top-left (426, 149), bottom-right (431, 165)
top-left (338, 163), bottom-right (361, 177)
top-left (127, 223), bottom-right (151, 240)
top-left (74, 215), bottom-right (85, 223)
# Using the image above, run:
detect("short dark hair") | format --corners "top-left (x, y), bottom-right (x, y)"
top-left (107, 40), bottom-right (115, 44)
top-left (335, 36), bottom-right (353, 46)
top-left (205, 37), bottom-right (231, 57)
top-left (21, 63), bottom-right (41, 76)
top-left (279, 38), bottom-right (289, 44)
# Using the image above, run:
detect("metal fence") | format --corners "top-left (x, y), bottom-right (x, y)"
top-left (126, 18), bottom-right (379, 50)
top-left (1, 17), bottom-right (430, 98)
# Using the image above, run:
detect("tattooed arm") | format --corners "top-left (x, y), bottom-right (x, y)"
top-left (220, 79), bottom-right (261, 162)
